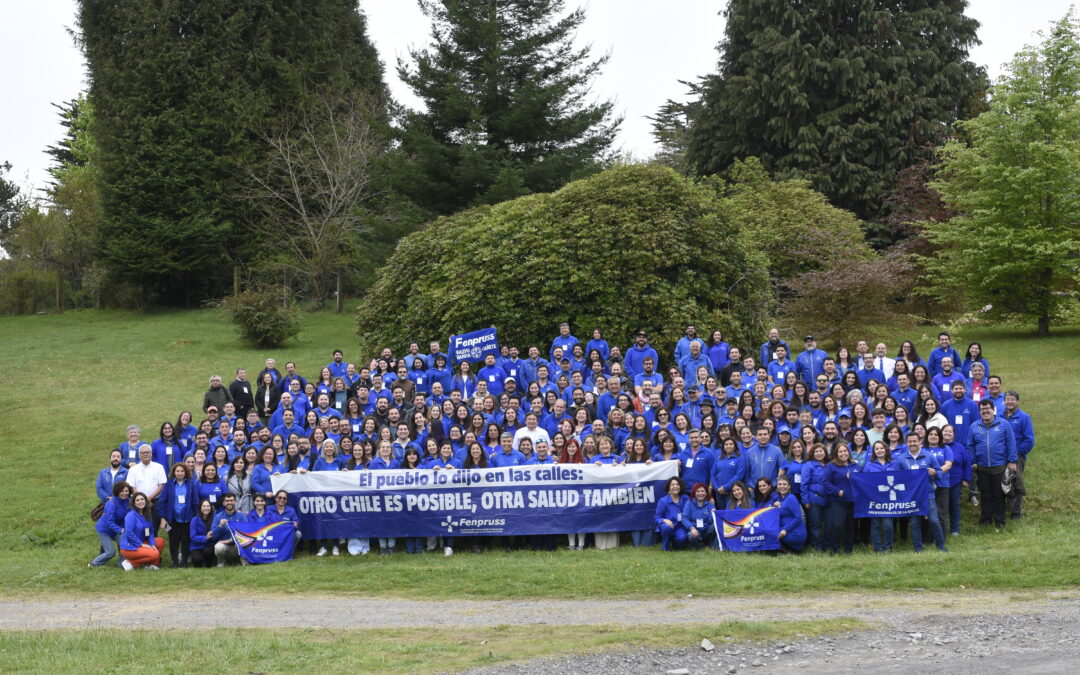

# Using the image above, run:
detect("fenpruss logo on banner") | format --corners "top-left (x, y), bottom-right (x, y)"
top-left (878, 474), bottom-right (906, 502)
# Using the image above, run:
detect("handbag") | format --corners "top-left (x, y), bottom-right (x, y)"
top-left (90, 502), bottom-right (105, 522)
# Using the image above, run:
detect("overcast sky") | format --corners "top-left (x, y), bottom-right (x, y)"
top-left (1, 0), bottom-right (1074, 196)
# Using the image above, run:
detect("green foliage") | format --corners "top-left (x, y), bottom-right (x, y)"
top-left (926, 12), bottom-right (1080, 336)
top-left (220, 285), bottom-right (301, 348)
top-left (0, 161), bottom-right (22, 244)
top-left (393, 0), bottom-right (620, 216)
top-left (719, 158), bottom-right (873, 307)
top-left (77, 0), bottom-right (389, 303)
top-left (686, 0), bottom-right (986, 220)
top-left (357, 164), bottom-right (771, 356)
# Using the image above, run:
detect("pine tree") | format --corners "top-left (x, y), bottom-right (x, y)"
top-left (687, 0), bottom-right (986, 220)
top-left (78, 0), bottom-right (388, 303)
top-left (394, 0), bottom-right (619, 215)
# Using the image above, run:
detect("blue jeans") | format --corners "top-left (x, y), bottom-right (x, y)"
top-left (870, 518), bottom-right (893, 552)
top-left (687, 524), bottom-right (716, 549)
top-left (404, 537), bottom-right (423, 554)
top-left (807, 503), bottom-right (827, 551)
top-left (825, 501), bottom-right (854, 554)
top-left (948, 483), bottom-right (963, 535)
top-left (910, 495), bottom-right (947, 551)
top-left (91, 531), bottom-right (120, 567)
top-left (630, 530), bottom-right (656, 547)
top-left (378, 537), bottom-right (397, 550)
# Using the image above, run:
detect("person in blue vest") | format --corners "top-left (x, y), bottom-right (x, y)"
top-left (1002, 391), bottom-right (1035, 520)
top-left (759, 328), bottom-right (791, 371)
top-left (927, 332), bottom-right (962, 377)
top-left (967, 399), bottom-right (1018, 531)
top-left (745, 426), bottom-right (784, 486)
top-left (158, 463), bottom-right (199, 567)
top-left (549, 323), bottom-right (579, 363)
top-left (893, 432), bottom-right (948, 552)
top-left (89, 481), bottom-right (131, 568)
top-left (682, 482), bottom-right (717, 549)
top-left (795, 336), bottom-right (827, 386)
top-left (941, 380), bottom-right (980, 445)
top-left (97, 450), bottom-right (129, 503)
top-left (624, 330), bottom-right (660, 379)
top-left (656, 477), bottom-right (689, 551)
top-left (774, 475), bottom-right (806, 553)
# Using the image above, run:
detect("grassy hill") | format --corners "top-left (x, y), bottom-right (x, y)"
top-left (1, 308), bottom-right (1078, 597)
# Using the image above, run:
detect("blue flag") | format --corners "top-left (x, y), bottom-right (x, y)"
top-left (448, 327), bottom-right (499, 365)
top-left (713, 506), bottom-right (780, 552)
top-left (229, 521), bottom-right (296, 564)
top-left (851, 469), bottom-right (929, 518)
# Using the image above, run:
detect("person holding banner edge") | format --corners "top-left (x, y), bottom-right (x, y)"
top-left (893, 432), bottom-right (948, 553)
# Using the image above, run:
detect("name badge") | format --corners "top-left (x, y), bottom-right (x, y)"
top-left (510, 369), bottom-right (517, 376)
top-left (209, 494), bottom-right (217, 503)
top-left (685, 458), bottom-right (694, 469)
top-left (489, 375), bottom-right (496, 382)
top-left (418, 377), bottom-right (423, 384)
top-left (144, 527), bottom-right (150, 538)
top-left (696, 518), bottom-right (704, 528)
top-left (955, 415), bottom-right (963, 424)
top-left (177, 494), bottom-right (186, 504)
top-left (677, 513), bottom-right (683, 522)
top-left (794, 474), bottom-right (802, 483)
top-left (679, 442), bottom-right (687, 450)
top-left (243, 386), bottom-right (249, 394)
top-left (942, 384), bottom-right (950, 392)
top-left (128, 449), bottom-right (136, 459)
top-left (166, 448), bottom-right (173, 457)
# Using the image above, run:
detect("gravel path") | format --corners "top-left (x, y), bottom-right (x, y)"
top-left (3, 590), bottom-right (1078, 673)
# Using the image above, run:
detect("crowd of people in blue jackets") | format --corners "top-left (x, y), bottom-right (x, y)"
top-left (91, 323), bottom-right (1035, 568)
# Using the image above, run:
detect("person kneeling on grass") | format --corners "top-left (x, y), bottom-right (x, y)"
top-left (682, 482), bottom-right (716, 549)
top-left (119, 492), bottom-right (165, 571)
top-left (90, 481), bottom-right (131, 568)
top-left (211, 494), bottom-right (247, 566)
top-left (656, 477), bottom-right (689, 551)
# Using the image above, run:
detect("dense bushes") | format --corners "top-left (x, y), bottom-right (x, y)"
top-left (220, 285), bottom-right (301, 348)
top-left (357, 165), bottom-right (772, 357)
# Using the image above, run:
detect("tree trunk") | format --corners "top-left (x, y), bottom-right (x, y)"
top-left (55, 270), bottom-right (64, 314)
top-left (1038, 313), bottom-right (1050, 337)
top-left (233, 265), bottom-right (240, 297)
top-left (283, 269), bottom-right (288, 309)
top-left (335, 268), bottom-right (343, 313)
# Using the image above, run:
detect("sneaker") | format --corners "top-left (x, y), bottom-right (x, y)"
top-left (240, 559), bottom-right (249, 566)
top-left (87, 563), bottom-right (96, 568)
top-left (316, 546), bottom-right (328, 557)
top-left (969, 494), bottom-right (979, 506)
top-left (577, 545), bottom-right (584, 551)
top-left (216, 562), bottom-right (225, 568)
top-left (121, 559), bottom-right (134, 571)
top-left (146, 565), bottom-right (159, 570)
top-left (332, 546), bottom-right (340, 556)
top-left (444, 546), bottom-right (453, 557)
top-left (951, 531), bottom-right (960, 537)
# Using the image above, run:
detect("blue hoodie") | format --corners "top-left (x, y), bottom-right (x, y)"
top-left (586, 338), bottom-right (611, 362)
top-left (624, 343), bottom-right (659, 378)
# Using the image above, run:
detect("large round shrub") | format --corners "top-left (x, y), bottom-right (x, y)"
top-left (356, 164), bottom-right (771, 359)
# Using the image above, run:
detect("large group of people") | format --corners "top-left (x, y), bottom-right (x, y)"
top-left (90, 324), bottom-right (1035, 568)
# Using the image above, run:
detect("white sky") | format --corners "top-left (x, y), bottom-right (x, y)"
top-left (0, 0), bottom-right (1074, 196)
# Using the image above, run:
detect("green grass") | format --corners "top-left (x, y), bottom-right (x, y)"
top-left (1, 309), bottom-right (1079, 598)
top-left (0, 619), bottom-right (865, 672)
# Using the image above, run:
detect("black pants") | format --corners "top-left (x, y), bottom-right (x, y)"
top-left (167, 520), bottom-right (191, 567)
top-left (976, 466), bottom-right (1007, 526)
top-left (190, 548), bottom-right (216, 568)
top-left (825, 501), bottom-right (855, 553)
top-left (1008, 454), bottom-right (1028, 516)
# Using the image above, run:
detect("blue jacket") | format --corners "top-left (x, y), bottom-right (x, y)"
top-left (681, 498), bottom-right (716, 530)
top-left (1003, 408), bottom-right (1035, 457)
top-left (674, 336), bottom-right (707, 368)
top-left (151, 439), bottom-right (183, 472)
top-left (800, 461), bottom-right (831, 507)
top-left (679, 447), bottom-right (715, 488)
top-left (312, 456), bottom-right (342, 472)
top-left (520, 357), bottom-right (550, 384)
top-left (941, 397), bottom-right (980, 444)
top-left (924, 445), bottom-right (955, 488)
top-left (190, 516), bottom-right (212, 550)
top-left (251, 463), bottom-right (283, 495)
top-left (767, 360), bottom-right (796, 385)
top-left (893, 387), bottom-right (917, 415)
top-left (861, 459), bottom-right (895, 473)
top-left (268, 504), bottom-right (301, 528)
top-left (744, 443), bottom-right (784, 485)
top-left (406, 367), bottom-right (431, 395)
top-left (209, 508), bottom-right (247, 542)
top-left (489, 449), bottom-right (527, 468)
top-left (780, 459), bottom-right (805, 490)
top-left (368, 456), bottom-right (400, 470)
top-left (856, 366), bottom-right (886, 389)
top-left (586, 338), bottom-right (611, 362)
top-left (932, 371), bottom-right (966, 398)
top-left (760, 340), bottom-right (791, 370)
top-left (708, 341), bottom-right (731, 372)
top-left (158, 478), bottom-right (198, 523)
top-left (795, 349), bottom-right (827, 385)
top-left (95, 496), bottom-right (130, 537)
top-left (527, 454), bottom-right (557, 465)
top-left (478, 365), bottom-right (508, 396)
top-left (823, 463), bottom-right (855, 502)
top-left (550, 334), bottom-right (580, 363)
top-left (777, 493), bottom-right (806, 550)
top-left (893, 449), bottom-right (944, 487)
top-left (120, 510), bottom-right (156, 550)
top-left (711, 453), bottom-right (748, 494)
top-left (966, 417), bottom-right (1018, 467)
top-left (624, 344), bottom-right (659, 378)
top-left (655, 494), bottom-right (689, 530)
top-left (96, 467), bottom-right (128, 503)
top-left (928, 346), bottom-right (962, 376)
top-left (947, 441), bottom-right (973, 486)
top-left (199, 478), bottom-right (227, 507)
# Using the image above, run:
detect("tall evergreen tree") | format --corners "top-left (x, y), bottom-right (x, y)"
top-left (395, 0), bottom-right (619, 215)
top-left (78, 0), bottom-right (387, 303)
top-left (687, 0), bottom-right (986, 220)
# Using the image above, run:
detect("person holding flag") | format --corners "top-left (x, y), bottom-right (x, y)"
top-left (893, 432), bottom-right (948, 553)
top-left (775, 476), bottom-right (806, 553)
top-left (862, 441), bottom-right (896, 552)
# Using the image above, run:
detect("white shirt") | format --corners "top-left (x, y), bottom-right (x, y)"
top-left (513, 426), bottom-right (551, 452)
top-left (875, 356), bottom-right (896, 381)
top-left (126, 460), bottom-right (167, 497)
